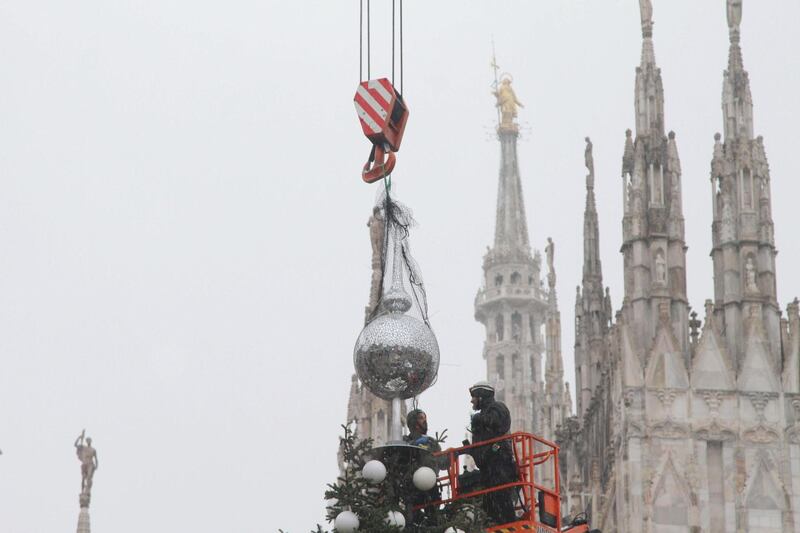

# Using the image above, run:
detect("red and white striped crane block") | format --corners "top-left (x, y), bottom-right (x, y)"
top-left (354, 78), bottom-right (409, 152)
top-left (353, 78), bottom-right (409, 183)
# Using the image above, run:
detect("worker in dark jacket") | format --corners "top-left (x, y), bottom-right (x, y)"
top-left (404, 409), bottom-right (443, 525)
top-left (468, 381), bottom-right (517, 524)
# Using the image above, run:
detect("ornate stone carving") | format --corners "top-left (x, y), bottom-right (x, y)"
top-left (693, 420), bottom-right (737, 442)
top-left (743, 422), bottom-right (780, 444)
top-left (786, 425), bottom-right (800, 445)
top-left (790, 397), bottom-right (800, 421)
top-left (650, 419), bottom-right (689, 439)
top-left (702, 390), bottom-right (725, 418)
top-left (627, 420), bottom-right (645, 438)
top-left (624, 388), bottom-right (636, 408)
top-left (747, 391), bottom-right (772, 421)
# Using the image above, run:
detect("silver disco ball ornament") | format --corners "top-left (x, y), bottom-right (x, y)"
top-left (354, 233), bottom-right (439, 400)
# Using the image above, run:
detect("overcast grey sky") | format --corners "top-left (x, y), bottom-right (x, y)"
top-left (1, 1), bottom-right (798, 531)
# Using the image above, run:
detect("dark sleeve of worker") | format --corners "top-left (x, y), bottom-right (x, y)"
top-left (425, 439), bottom-right (447, 471)
top-left (483, 403), bottom-right (511, 438)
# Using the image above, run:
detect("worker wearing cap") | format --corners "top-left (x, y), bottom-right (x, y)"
top-left (468, 381), bottom-right (517, 524)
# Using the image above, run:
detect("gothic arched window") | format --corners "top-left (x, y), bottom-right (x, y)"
top-left (510, 272), bottom-right (521, 284)
top-left (494, 274), bottom-right (503, 287)
top-left (495, 314), bottom-right (505, 342)
top-left (649, 163), bottom-right (664, 206)
top-left (496, 354), bottom-right (505, 382)
top-left (511, 312), bottom-right (522, 342)
top-left (741, 167), bottom-right (754, 210)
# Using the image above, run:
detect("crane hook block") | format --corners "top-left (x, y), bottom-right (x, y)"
top-left (354, 78), bottom-right (409, 183)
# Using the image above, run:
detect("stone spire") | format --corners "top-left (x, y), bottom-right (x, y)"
top-left (582, 138), bottom-right (605, 313)
top-left (723, 0), bottom-right (752, 141)
top-left (543, 237), bottom-right (567, 439)
top-left (575, 138), bottom-right (610, 416)
top-left (477, 75), bottom-right (548, 434)
top-left (621, 0), bottom-right (690, 359)
top-left (76, 507), bottom-right (91, 533)
top-left (710, 0), bottom-right (780, 367)
top-left (493, 119), bottom-right (530, 256)
top-left (635, 0), bottom-right (663, 137)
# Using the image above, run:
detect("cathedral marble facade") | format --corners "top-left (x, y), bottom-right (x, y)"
top-left (559, 2), bottom-right (800, 531)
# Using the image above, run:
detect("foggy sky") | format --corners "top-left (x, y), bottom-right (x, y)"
top-left (0, 1), bottom-right (798, 532)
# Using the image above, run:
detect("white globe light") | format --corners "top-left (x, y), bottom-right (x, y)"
top-left (334, 510), bottom-right (359, 532)
top-left (444, 528), bottom-right (465, 533)
top-left (361, 460), bottom-right (387, 483)
top-left (325, 498), bottom-right (338, 512)
top-left (412, 466), bottom-right (437, 491)
top-left (385, 510), bottom-right (406, 528)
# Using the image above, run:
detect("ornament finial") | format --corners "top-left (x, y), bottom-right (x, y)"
top-left (381, 229), bottom-right (412, 313)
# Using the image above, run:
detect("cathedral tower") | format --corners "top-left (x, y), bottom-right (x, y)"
top-left (620, 0), bottom-right (689, 360)
top-left (475, 76), bottom-right (550, 433)
top-left (709, 0), bottom-right (781, 368)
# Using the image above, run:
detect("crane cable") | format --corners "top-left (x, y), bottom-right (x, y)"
top-left (359, 0), bottom-right (403, 95)
top-left (393, 0), bottom-right (404, 94)
top-left (359, 1), bottom-right (369, 81)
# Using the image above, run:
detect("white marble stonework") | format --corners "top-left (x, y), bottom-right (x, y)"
top-left (558, 1), bottom-right (800, 531)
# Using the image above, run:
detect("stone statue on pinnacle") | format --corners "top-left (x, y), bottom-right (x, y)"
top-left (75, 429), bottom-right (98, 500)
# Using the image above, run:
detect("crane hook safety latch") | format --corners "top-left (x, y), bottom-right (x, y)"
top-left (354, 78), bottom-right (409, 184)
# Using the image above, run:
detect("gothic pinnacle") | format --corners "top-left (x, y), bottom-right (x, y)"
top-left (639, 0), bottom-right (654, 38)
top-left (727, 0), bottom-right (742, 37)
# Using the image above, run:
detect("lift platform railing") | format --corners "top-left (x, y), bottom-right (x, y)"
top-left (413, 432), bottom-right (561, 532)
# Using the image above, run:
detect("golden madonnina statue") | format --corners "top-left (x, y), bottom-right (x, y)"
top-left (493, 77), bottom-right (523, 127)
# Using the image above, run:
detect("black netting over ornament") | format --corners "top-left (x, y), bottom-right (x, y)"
top-left (353, 189), bottom-right (440, 401)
